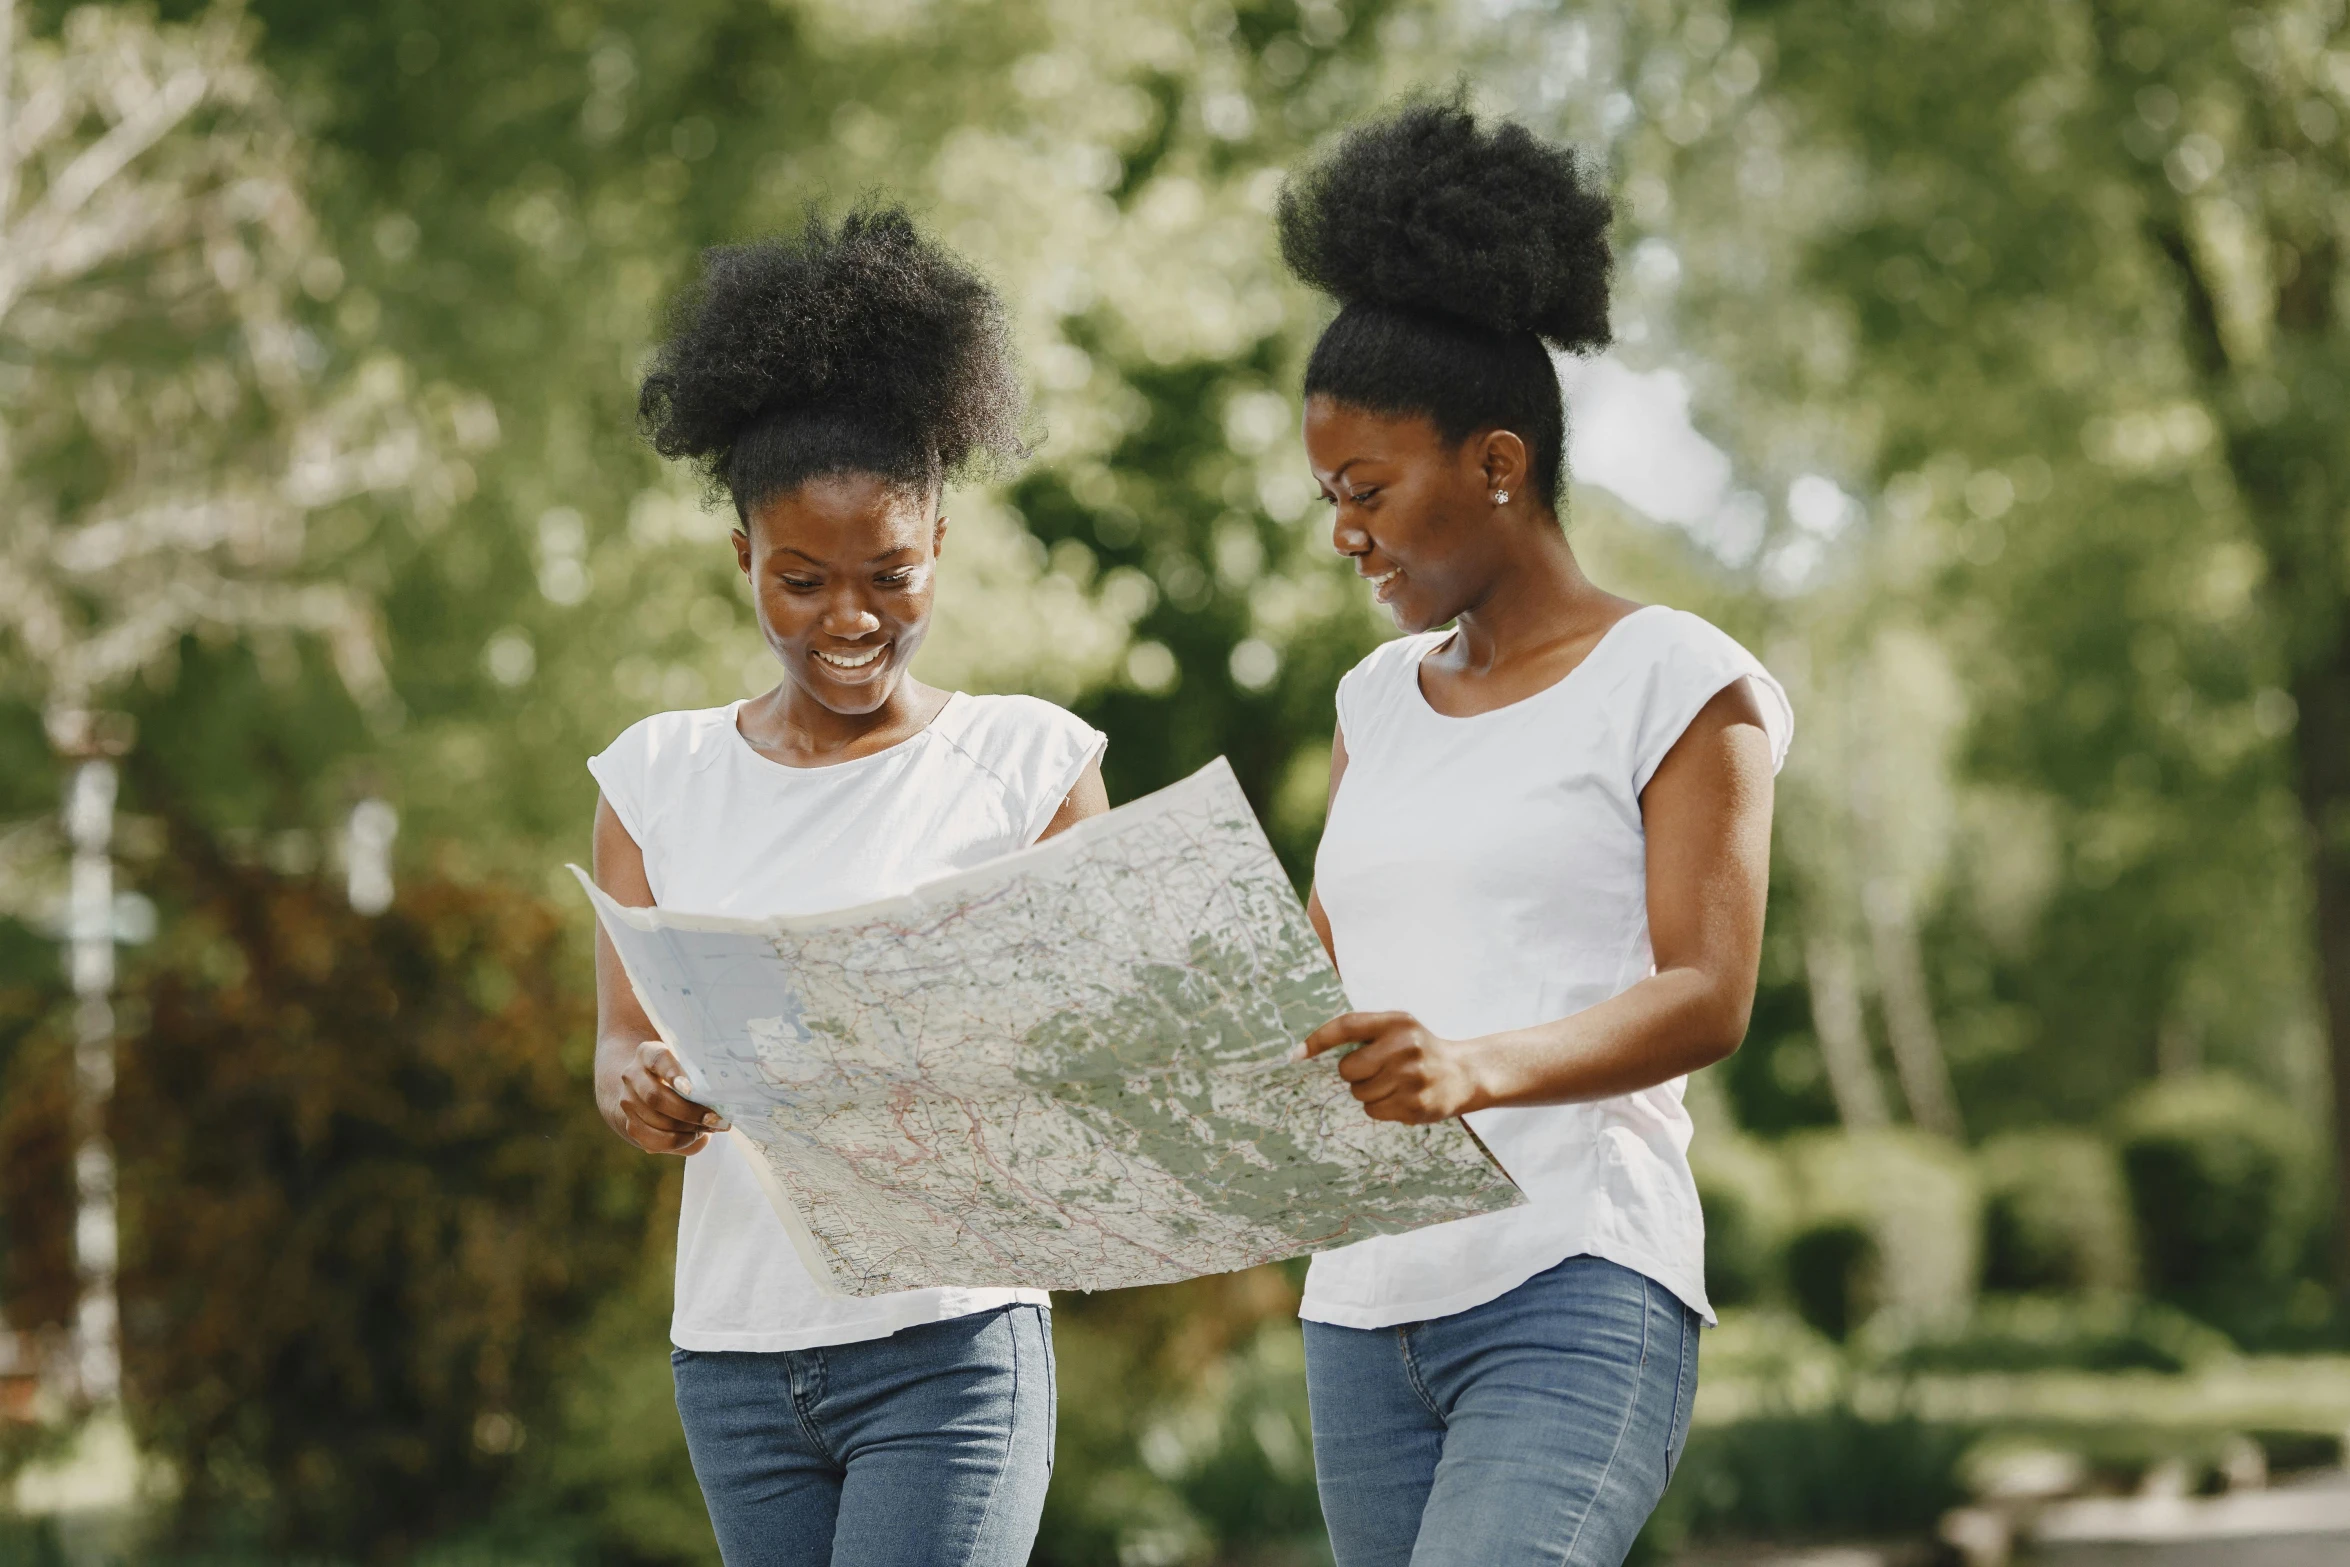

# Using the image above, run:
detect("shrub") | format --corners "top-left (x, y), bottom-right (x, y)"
top-left (0, 1015), bottom-right (77, 1345)
top-left (1977, 1129), bottom-right (2137, 1294)
top-left (0, 839), bottom-right (665, 1562)
top-left (1691, 1135), bottom-right (1795, 1310)
top-left (1861, 1292), bottom-right (2235, 1376)
top-left (1781, 1130), bottom-right (1981, 1340)
top-left (1783, 1221), bottom-right (1875, 1342)
top-left (512, 1260), bottom-right (716, 1567)
top-left (1035, 1265), bottom-right (1322, 1567)
top-left (2114, 1074), bottom-right (2323, 1342)
top-left (1635, 1404), bottom-right (1976, 1559)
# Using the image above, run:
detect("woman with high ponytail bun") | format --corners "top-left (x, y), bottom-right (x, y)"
top-left (586, 207), bottom-right (1103, 1566)
top-left (1283, 104), bottom-right (1794, 1565)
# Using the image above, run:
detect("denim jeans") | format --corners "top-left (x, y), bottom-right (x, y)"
top-left (670, 1304), bottom-right (1054, 1567)
top-left (1303, 1255), bottom-right (1699, 1567)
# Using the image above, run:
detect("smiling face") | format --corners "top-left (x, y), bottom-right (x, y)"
top-left (733, 473), bottom-right (944, 716)
top-left (1302, 396), bottom-right (1522, 634)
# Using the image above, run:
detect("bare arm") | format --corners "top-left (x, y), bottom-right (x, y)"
top-left (1304, 723), bottom-right (1350, 967)
top-left (1303, 679), bottom-right (1776, 1123)
top-left (1035, 756), bottom-right (1110, 842)
top-left (592, 797), bottom-right (730, 1156)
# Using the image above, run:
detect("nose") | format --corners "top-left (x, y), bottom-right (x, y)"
top-left (820, 591), bottom-right (881, 640)
top-left (1331, 512), bottom-right (1371, 559)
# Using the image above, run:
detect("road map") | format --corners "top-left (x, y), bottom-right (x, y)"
top-left (573, 757), bottom-right (1523, 1297)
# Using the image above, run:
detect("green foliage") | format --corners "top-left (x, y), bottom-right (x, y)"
top-left (2116, 1073), bottom-right (2326, 1342)
top-left (1619, 0), bottom-right (2330, 1146)
top-left (2, 839), bottom-right (662, 1561)
top-left (512, 1265), bottom-right (714, 1567)
top-left (99, 0), bottom-right (1436, 893)
top-left (1637, 1405), bottom-right (1976, 1557)
top-left (0, 1004), bottom-right (77, 1347)
top-left (1691, 1133), bottom-right (1794, 1310)
top-left (1861, 1293), bottom-right (2236, 1377)
top-left (1036, 1268), bottom-right (1323, 1567)
top-left (1977, 1129), bottom-right (2138, 1295)
top-left (1009, 358), bottom-right (1387, 883)
top-left (0, 1515), bottom-right (67, 1566)
top-left (1782, 1222), bottom-right (1875, 1344)
top-left (1782, 1129), bottom-right (1981, 1339)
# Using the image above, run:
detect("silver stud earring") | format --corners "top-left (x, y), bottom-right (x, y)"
top-left (1492, 489), bottom-right (1510, 505)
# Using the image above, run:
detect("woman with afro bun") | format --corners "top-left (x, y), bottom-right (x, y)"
top-left (1282, 104), bottom-right (1794, 1565)
top-left (585, 207), bottom-right (1103, 1567)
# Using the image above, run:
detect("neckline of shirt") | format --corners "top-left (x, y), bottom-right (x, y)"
top-left (1407, 604), bottom-right (1669, 724)
top-left (725, 690), bottom-right (968, 777)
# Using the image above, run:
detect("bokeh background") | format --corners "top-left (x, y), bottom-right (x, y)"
top-left (4, 0), bottom-right (2350, 1563)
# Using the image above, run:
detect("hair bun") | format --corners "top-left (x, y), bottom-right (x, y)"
top-left (639, 206), bottom-right (1024, 492)
top-left (1277, 101), bottom-right (1613, 352)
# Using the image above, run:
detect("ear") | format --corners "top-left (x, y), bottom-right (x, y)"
top-left (1478, 430), bottom-right (1532, 503)
top-left (932, 514), bottom-right (949, 560)
top-left (732, 527), bottom-right (752, 579)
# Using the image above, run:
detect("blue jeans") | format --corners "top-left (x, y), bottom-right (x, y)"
top-left (670, 1304), bottom-right (1054, 1567)
top-left (1303, 1255), bottom-right (1699, 1567)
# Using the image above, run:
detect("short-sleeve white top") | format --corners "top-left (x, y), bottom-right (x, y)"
top-left (588, 691), bottom-right (1106, 1351)
top-left (1304, 606), bottom-right (1793, 1330)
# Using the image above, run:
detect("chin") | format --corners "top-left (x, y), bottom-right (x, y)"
top-left (1389, 599), bottom-right (1442, 635)
top-left (798, 664), bottom-right (899, 715)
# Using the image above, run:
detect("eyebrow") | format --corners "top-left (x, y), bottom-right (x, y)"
top-left (774, 547), bottom-right (920, 566)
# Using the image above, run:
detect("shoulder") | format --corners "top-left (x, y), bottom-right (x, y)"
top-left (1605, 608), bottom-right (1794, 781)
top-left (930, 693), bottom-right (1106, 794)
top-left (934, 693), bottom-right (1101, 764)
top-left (932, 693), bottom-right (1108, 844)
top-left (1334, 631), bottom-right (1445, 742)
top-left (1342, 631), bottom-right (1447, 690)
top-left (593, 704), bottom-right (740, 778)
top-left (587, 704), bottom-right (739, 851)
top-left (1609, 606), bottom-right (1764, 672)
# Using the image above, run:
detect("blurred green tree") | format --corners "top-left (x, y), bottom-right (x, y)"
top-left (1, 824), bottom-right (655, 1560)
top-left (1543, 0), bottom-right (2332, 1178)
top-left (2117, 1071), bottom-right (2327, 1343)
top-left (1723, 0), bottom-right (2348, 1270)
top-left (0, 0), bottom-right (475, 1423)
top-left (105, 0), bottom-right (1451, 885)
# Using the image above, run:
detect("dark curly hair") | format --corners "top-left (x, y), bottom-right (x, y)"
top-left (1277, 101), bottom-right (1612, 509)
top-left (638, 206), bottom-right (1026, 519)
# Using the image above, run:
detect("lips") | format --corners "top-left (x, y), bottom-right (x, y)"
top-left (1363, 566), bottom-right (1402, 604)
top-left (813, 643), bottom-right (887, 671)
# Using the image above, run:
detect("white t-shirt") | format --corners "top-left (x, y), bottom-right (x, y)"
top-left (588, 691), bottom-right (1106, 1351)
top-left (1303, 606), bottom-right (1793, 1330)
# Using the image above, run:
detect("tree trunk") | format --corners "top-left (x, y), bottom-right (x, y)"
top-left (1803, 928), bottom-right (1892, 1129)
top-left (2291, 636), bottom-right (2350, 1289)
top-left (61, 755), bottom-right (121, 1406)
top-left (1864, 879), bottom-right (1963, 1138)
top-left (2140, 188), bottom-right (2348, 1297)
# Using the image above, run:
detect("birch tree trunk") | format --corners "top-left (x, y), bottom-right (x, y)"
top-left (1803, 928), bottom-right (1892, 1129)
top-left (1864, 876), bottom-right (1963, 1137)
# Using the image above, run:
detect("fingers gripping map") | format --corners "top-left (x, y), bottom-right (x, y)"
top-left (573, 758), bottom-right (1522, 1297)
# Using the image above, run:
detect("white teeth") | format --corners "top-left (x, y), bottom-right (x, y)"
top-left (814, 645), bottom-right (884, 669)
top-left (1367, 569), bottom-right (1399, 589)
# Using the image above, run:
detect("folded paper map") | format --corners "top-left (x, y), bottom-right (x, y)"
top-left (572, 756), bottom-right (1522, 1296)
